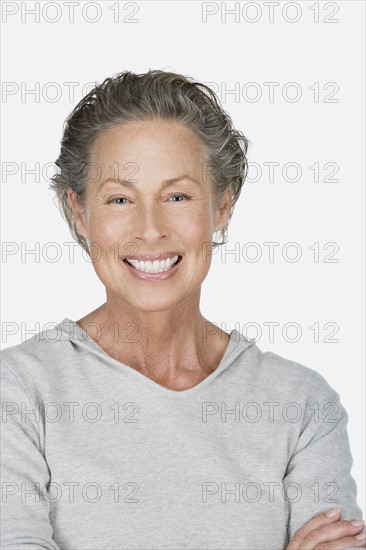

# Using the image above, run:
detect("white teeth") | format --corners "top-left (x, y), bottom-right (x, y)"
top-left (126, 255), bottom-right (179, 273)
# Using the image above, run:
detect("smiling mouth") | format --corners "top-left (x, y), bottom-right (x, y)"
top-left (123, 255), bottom-right (182, 274)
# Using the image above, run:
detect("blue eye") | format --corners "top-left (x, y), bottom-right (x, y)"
top-left (169, 194), bottom-right (190, 202)
top-left (109, 197), bottom-right (129, 205)
top-left (108, 194), bottom-right (191, 205)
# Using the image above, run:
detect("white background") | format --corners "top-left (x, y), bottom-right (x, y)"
top-left (1, 0), bottom-right (365, 516)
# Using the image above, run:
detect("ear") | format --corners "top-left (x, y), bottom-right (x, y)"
top-left (67, 188), bottom-right (88, 238)
top-left (214, 185), bottom-right (232, 233)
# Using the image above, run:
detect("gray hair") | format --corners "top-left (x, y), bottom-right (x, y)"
top-left (49, 69), bottom-right (250, 256)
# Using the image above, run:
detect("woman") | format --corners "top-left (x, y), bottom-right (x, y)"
top-left (1, 69), bottom-right (364, 549)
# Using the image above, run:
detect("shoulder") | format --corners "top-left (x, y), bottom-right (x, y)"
top-left (1, 320), bottom-right (73, 394)
top-left (246, 342), bottom-right (341, 402)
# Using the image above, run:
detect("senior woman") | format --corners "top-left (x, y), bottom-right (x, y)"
top-left (1, 70), bottom-right (365, 550)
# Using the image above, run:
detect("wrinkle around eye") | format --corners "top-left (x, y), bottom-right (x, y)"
top-left (107, 197), bottom-right (131, 205)
top-left (106, 194), bottom-right (192, 205)
top-left (168, 194), bottom-right (191, 202)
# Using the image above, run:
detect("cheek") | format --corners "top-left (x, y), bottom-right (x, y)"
top-left (181, 212), bottom-right (213, 244)
top-left (181, 222), bottom-right (214, 272)
top-left (87, 202), bottom-right (214, 250)
top-left (89, 213), bottom-right (126, 244)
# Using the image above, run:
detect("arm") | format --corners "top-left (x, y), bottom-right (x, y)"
top-left (1, 360), bottom-right (61, 549)
top-left (283, 372), bottom-right (364, 549)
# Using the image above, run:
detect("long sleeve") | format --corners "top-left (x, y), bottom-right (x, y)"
top-left (0, 360), bottom-right (61, 549)
top-left (283, 373), bottom-right (364, 549)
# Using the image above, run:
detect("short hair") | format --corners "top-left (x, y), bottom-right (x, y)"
top-left (49, 69), bottom-right (250, 256)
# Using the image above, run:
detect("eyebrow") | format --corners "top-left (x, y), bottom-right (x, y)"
top-left (99, 175), bottom-right (201, 190)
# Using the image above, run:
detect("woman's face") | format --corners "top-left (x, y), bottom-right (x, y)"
top-left (68, 119), bottom-right (231, 312)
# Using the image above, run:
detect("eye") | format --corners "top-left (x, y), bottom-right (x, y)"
top-left (108, 197), bottom-right (129, 205)
top-left (169, 194), bottom-right (191, 202)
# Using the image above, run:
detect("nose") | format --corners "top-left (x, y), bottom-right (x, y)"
top-left (133, 201), bottom-right (168, 243)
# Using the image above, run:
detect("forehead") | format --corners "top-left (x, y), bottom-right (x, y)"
top-left (92, 119), bottom-right (207, 167)
top-left (87, 120), bottom-right (212, 194)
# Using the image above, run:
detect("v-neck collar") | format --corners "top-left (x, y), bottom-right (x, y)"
top-left (59, 317), bottom-right (256, 399)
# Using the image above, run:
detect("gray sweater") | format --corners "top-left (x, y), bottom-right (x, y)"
top-left (1, 318), bottom-right (364, 549)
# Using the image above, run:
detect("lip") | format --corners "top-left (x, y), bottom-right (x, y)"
top-left (123, 252), bottom-right (182, 261)
top-left (122, 255), bottom-right (182, 281)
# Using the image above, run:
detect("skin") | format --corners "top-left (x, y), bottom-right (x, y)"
top-left (67, 119), bottom-right (365, 546)
top-left (67, 118), bottom-right (232, 391)
top-left (286, 510), bottom-right (365, 549)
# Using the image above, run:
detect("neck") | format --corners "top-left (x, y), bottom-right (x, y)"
top-left (76, 296), bottom-right (230, 388)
